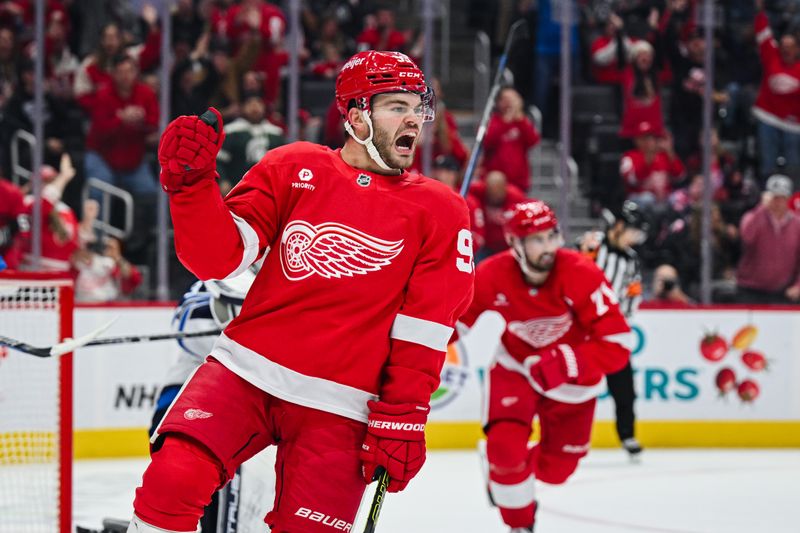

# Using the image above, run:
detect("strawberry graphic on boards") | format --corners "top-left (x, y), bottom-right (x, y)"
top-left (715, 367), bottom-right (737, 397)
top-left (737, 380), bottom-right (760, 403)
top-left (700, 333), bottom-right (728, 362)
top-left (741, 350), bottom-right (768, 372)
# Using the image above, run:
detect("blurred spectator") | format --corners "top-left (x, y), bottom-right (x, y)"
top-left (752, 3), bottom-right (800, 180)
top-left (17, 154), bottom-right (79, 272)
top-left (0, 27), bottom-right (17, 107)
top-left (684, 129), bottom-right (736, 189)
top-left (736, 174), bottom-right (800, 303)
top-left (410, 78), bottom-right (468, 173)
top-left (28, 9), bottom-right (79, 102)
top-left (590, 11), bottom-right (629, 84)
top-left (619, 40), bottom-right (665, 139)
top-left (310, 15), bottom-right (352, 65)
top-left (429, 155), bottom-right (486, 253)
top-left (217, 92), bottom-right (285, 194)
top-left (620, 125), bottom-right (685, 206)
top-left (660, 202), bottom-right (740, 299)
top-left (648, 263), bottom-right (694, 306)
top-left (469, 170), bottom-right (526, 260)
top-left (77, 198), bottom-right (100, 249)
top-left (716, 167), bottom-right (761, 226)
top-left (531, 0), bottom-right (580, 125)
top-left (0, 177), bottom-right (24, 269)
top-left (74, 235), bottom-right (143, 303)
top-left (482, 86), bottom-right (540, 193)
top-left (73, 22), bottom-right (123, 109)
top-left (84, 53), bottom-right (159, 199)
top-left (356, 8), bottom-right (406, 52)
top-left (1, 58), bottom-right (82, 175)
top-left (309, 41), bottom-right (344, 79)
top-left (664, 23), bottom-right (730, 158)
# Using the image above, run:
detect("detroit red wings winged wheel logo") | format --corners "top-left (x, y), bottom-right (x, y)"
top-left (280, 220), bottom-right (404, 280)
top-left (508, 313), bottom-right (573, 349)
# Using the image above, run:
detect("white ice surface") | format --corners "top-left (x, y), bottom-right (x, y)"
top-left (74, 449), bottom-right (800, 533)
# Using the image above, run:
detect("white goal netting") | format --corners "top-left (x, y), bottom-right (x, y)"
top-left (0, 275), bottom-right (72, 533)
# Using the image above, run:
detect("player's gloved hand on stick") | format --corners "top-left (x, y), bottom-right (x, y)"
top-left (524, 345), bottom-right (581, 391)
top-left (158, 107), bottom-right (225, 193)
top-left (361, 400), bottom-right (428, 493)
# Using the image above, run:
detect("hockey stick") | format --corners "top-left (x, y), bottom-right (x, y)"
top-left (362, 467), bottom-right (389, 533)
top-left (459, 19), bottom-right (530, 198)
top-left (0, 326), bottom-right (222, 358)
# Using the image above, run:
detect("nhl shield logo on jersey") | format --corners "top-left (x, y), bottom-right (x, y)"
top-left (356, 173), bottom-right (371, 187)
top-left (430, 340), bottom-right (470, 410)
top-left (280, 220), bottom-right (404, 281)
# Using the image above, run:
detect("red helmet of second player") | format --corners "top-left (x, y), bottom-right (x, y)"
top-left (504, 200), bottom-right (559, 240)
top-left (335, 50), bottom-right (434, 121)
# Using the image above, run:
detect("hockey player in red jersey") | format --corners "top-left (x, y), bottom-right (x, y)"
top-left (127, 50), bottom-right (474, 533)
top-left (459, 200), bottom-right (631, 532)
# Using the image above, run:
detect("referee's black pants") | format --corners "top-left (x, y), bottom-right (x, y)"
top-left (606, 361), bottom-right (636, 441)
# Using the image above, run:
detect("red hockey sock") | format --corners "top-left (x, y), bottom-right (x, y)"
top-left (133, 435), bottom-right (225, 532)
top-left (486, 422), bottom-right (537, 528)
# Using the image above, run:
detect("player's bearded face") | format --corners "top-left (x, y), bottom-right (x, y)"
top-left (521, 229), bottom-right (561, 272)
top-left (370, 93), bottom-right (424, 169)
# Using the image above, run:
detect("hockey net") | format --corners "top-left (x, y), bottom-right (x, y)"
top-left (0, 272), bottom-right (73, 533)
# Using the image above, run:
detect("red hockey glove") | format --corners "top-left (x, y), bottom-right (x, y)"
top-left (524, 345), bottom-right (581, 391)
top-left (158, 107), bottom-right (225, 193)
top-left (360, 400), bottom-right (428, 493)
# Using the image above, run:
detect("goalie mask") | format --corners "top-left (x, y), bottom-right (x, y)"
top-left (335, 50), bottom-right (435, 171)
top-left (204, 266), bottom-right (258, 328)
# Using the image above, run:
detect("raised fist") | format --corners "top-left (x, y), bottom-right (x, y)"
top-left (158, 107), bottom-right (225, 193)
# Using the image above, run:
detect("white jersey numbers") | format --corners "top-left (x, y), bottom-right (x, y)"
top-left (590, 283), bottom-right (618, 317)
top-left (456, 228), bottom-right (474, 273)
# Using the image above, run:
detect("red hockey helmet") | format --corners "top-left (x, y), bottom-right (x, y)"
top-left (504, 200), bottom-right (559, 239)
top-left (335, 50), bottom-right (434, 121)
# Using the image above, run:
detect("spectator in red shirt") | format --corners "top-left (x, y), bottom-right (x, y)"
top-left (619, 40), bottom-right (665, 139)
top-left (356, 8), bottom-right (407, 52)
top-left (737, 174), bottom-right (800, 304)
top-left (16, 154), bottom-right (80, 273)
top-left (74, 235), bottom-right (143, 303)
top-left (752, 2), bottom-right (800, 179)
top-left (0, 177), bottom-right (24, 269)
top-left (482, 87), bottom-right (541, 193)
top-left (619, 123), bottom-right (685, 205)
top-left (73, 22), bottom-right (123, 110)
top-left (590, 12), bottom-right (632, 85)
top-left (469, 170), bottom-right (526, 260)
top-left (84, 54), bottom-right (159, 200)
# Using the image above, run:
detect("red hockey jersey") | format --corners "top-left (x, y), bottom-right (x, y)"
top-left (458, 249), bottom-right (630, 404)
top-left (753, 11), bottom-right (800, 133)
top-left (170, 142), bottom-right (475, 422)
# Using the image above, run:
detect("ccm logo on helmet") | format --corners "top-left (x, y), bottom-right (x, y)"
top-left (295, 507), bottom-right (352, 531)
top-left (398, 71), bottom-right (421, 78)
top-left (368, 420), bottom-right (426, 432)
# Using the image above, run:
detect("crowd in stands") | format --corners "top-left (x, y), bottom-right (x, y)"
top-left (0, 0), bottom-right (799, 306)
top-left (469, 0), bottom-right (800, 304)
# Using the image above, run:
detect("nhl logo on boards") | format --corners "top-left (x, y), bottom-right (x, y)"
top-left (356, 173), bottom-right (371, 187)
top-left (298, 168), bottom-right (314, 182)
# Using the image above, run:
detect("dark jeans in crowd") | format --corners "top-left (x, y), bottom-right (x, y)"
top-left (736, 285), bottom-right (797, 305)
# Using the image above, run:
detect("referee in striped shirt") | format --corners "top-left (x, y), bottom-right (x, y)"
top-left (579, 201), bottom-right (648, 459)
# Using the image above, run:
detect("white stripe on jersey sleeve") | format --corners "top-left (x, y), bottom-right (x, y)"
top-left (391, 314), bottom-right (454, 352)
top-left (603, 331), bottom-right (635, 350)
top-left (224, 213), bottom-right (261, 279)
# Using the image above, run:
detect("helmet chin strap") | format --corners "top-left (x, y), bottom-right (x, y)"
top-left (344, 109), bottom-right (394, 172)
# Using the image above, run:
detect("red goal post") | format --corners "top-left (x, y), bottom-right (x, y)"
top-left (0, 271), bottom-right (73, 533)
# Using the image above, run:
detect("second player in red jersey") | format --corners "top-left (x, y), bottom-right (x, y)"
top-left (458, 200), bottom-right (631, 532)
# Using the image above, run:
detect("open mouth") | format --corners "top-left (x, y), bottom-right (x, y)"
top-left (394, 132), bottom-right (417, 154)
